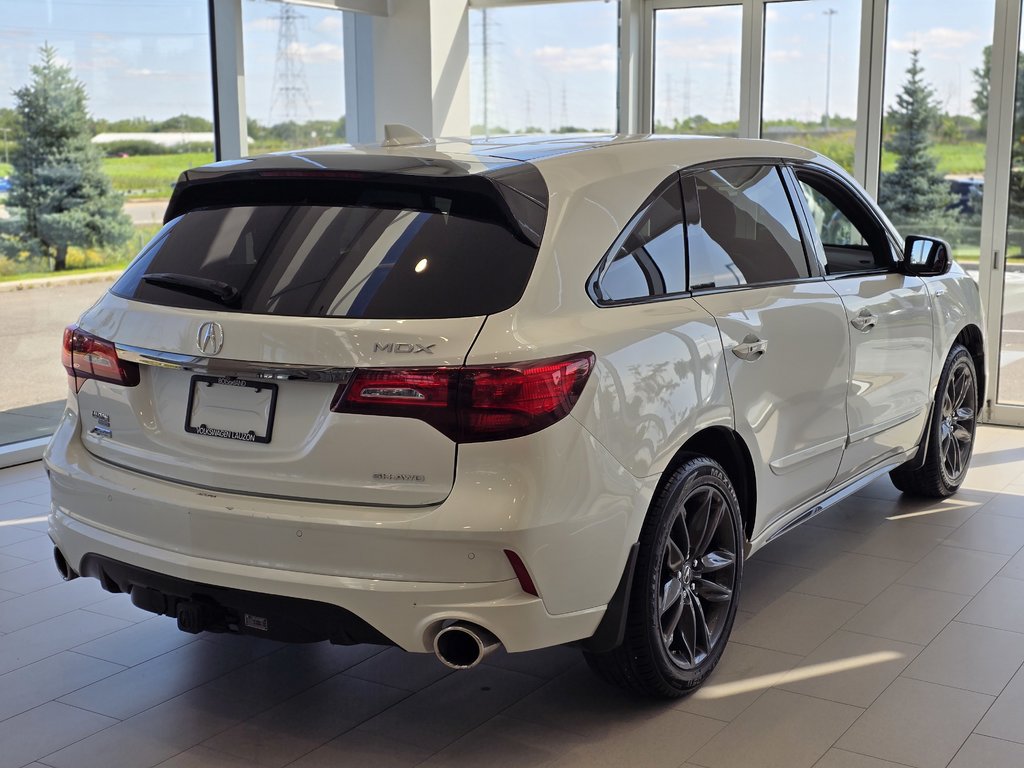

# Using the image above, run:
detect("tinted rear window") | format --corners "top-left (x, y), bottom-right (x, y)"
top-left (112, 204), bottom-right (539, 319)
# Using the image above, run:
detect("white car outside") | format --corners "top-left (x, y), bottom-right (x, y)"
top-left (45, 132), bottom-right (984, 697)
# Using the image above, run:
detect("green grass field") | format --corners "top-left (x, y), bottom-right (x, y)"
top-left (880, 142), bottom-right (986, 176)
top-left (101, 152), bottom-right (213, 199)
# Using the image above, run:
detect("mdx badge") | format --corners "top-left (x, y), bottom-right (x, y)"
top-left (197, 321), bottom-right (224, 356)
top-left (373, 342), bottom-right (435, 354)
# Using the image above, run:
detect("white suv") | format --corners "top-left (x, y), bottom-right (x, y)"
top-left (46, 133), bottom-right (984, 698)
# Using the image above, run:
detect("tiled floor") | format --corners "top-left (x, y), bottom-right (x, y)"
top-left (2, 427), bottom-right (1024, 768)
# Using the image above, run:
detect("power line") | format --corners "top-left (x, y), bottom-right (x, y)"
top-left (269, 4), bottom-right (313, 125)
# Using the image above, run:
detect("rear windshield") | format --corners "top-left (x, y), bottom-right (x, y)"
top-left (111, 203), bottom-right (540, 319)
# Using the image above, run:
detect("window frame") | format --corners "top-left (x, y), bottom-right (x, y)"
top-left (786, 161), bottom-right (905, 280)
top-left (681, 160), bottom-right (822, 297)
top-left (587, 173), bottom-right (690, 307)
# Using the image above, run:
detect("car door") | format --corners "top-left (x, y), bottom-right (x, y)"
top-left (790, 165), bottom-right (933, 486)
top-left (684, 164), bottom-right (851, 538)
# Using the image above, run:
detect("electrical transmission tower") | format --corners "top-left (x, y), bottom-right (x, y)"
top-left (269, 4), bottom-right (313, 125)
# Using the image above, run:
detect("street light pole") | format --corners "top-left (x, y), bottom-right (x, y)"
top-left (824, 8), bottom-right (837, 132)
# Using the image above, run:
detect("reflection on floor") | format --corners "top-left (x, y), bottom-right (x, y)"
top-left (1, 426), bottom-right (1023, 768)
top-left (0, 400), bottom-right (64, 448)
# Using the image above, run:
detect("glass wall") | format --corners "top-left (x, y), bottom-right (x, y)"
top-left (653, 5), bottom-right (743, 135)
top-left (242, 0), bottom-right (346, 152)
top-left (761, 0), bottom-right (861, 172)
top-left (996, 12), bottom-right (1024, 406)
top-left (468, 1), bottom-right (618, 135)
top-left (879, 0), bottom-right (995, 261)
top-left (0, 0), bottom-right (212, 448)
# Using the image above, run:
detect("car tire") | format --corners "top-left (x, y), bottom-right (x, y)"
top-left (583, 455), bottom-right (744, 698)
top-left (890, 343), bottom-right (978, 498)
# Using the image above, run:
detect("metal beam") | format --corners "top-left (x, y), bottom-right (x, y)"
top-left (209, 0), bottom-right (248, 160)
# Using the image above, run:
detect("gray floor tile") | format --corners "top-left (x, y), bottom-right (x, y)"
top-left (344, 646), bottom-right (454, 692)
top-left (482, 644), bottom-right (582, 680)
top-left (200, 674), bottom-right (409, 767)
top-left (357, 664), bottom-right (546, 752)
top-left (753, 525), bottom-right (867, 570)
top-left (998, 547), bottom-right (1024, 581)
top-left (792, 552), bottom-right (912, 605)
top-left (976, 664), bottom-right (1024, 743)
top-left (154, 746), bottom-right (254, 768)
top-left (843, 584), bottom-right (971, 645)
top-left (977, 490), bottom-right (1024, 519)
top-left (0, 557), bottom-right (66, 594)
top-left (0, 701), bottom-right (117, 768)
top-left (0, 576), bottom-right (110, 633)
top-left (81, 593), bottom-right (156, 623)
top-left (812, 750), bottom-right (911, 768)
top-left (944, 512), bottom-right (1024, 555)
top-left (0, 499), bottom-right (48, 524)
top-left (0, 461), bottom-right (46, 487)
top-left (0, 524), bottom-right (39, 548)
top-left (731, 591), bottom-right (862, 655)
top-left (419, 714), bottom-right (586, 768)
top-left (878, 488), bottom-right (993, 529)
top-left (835, 677), bottom-right (993, 768)
top-left (738, 557), bottom-right (815, 614)
top-left (73, 616), bottom-right (200, 666)
top-left (0, 478), bottom-right (50, 505)
top-left (897, 545), bottom-right (1009, 596)
top-left (58, 635), bottom-right (281, 719)
top-left (288, 729), bottom-right (432, 768)
top-left (0, 650), bottom-right (123, 721)
top-left (776, 630), bottom-right (921, 707)
top-left (0, 532), bottom-right (55, 562)
top-left (692, 688), bottom-right (862, 768)
top-left (853, 520), bottom-right (949, 563)
top-left (957, 576), bottom-right (1024, 633)
top-left (947, 734), bottom-right (1024, 767)
top-left (0, 609), bottom-right (132, 676)
top-left (902, 621), bottom-right (1024, 695)
top-left (674, 642), bottom-right (803, 722)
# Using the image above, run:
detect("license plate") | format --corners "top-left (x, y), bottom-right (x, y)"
top-left (185, 376), bottom-right (278, 444)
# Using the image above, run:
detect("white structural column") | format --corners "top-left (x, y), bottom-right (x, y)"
top-left (619, 0), bottom-right (646, 134)
top-left (853, 0), bottom-right (886, 197)
top-left (346, 0), bottom-right (471, 142)
top-left (209, 0), bottom-right (248, 160)
top-left (738, 0), bottom-right (764, 138)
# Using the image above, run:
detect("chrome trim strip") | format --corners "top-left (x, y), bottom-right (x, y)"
top-left (769, 436), bottom-right (847, 475)
top-left (847, 408), bottom-right (923, 444)
top-left (749, 449), bottom-right (914, 553)
top-left (116, 344), bottom-right (353, 383)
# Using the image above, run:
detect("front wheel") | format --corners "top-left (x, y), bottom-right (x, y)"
top-left (584, 456), bottom-right (743, 698)
top-left (890, 343), bottom-right (978, 498)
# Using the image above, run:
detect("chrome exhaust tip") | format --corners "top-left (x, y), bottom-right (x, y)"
top-left (433, 621), bottom-right (501, 669)
top-left (53, 547), bottom-right (78, 581)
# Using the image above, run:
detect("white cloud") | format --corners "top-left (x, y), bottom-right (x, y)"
top-left (890, 27), bottom-right (978, 52)
top-left (126, 68), bottom-right (169, 77)
top-left (246, 17), bottom-right (278, 32)
top-left (766, 50), bottom-right (803, 62)
top-left (657, 7), bottom-right (736, 30)
top-left (532, 43), bottom-right (616, 73)
top-left (317, 16), bottom-right (343, 33)
top-left (657, 39), bottom-right (739, 64)
top-left (286, 42), bottom-right (343, 63)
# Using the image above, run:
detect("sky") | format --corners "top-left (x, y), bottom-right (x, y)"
top-left (0, 0), bottom-right (1005, 132)
top-left (0, 0), bottom-right (345, 125)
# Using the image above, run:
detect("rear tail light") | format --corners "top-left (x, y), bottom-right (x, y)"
top-left (62, 325), bottom-right (140, 392)
top-left (331, 352), bottom-right (595, 443)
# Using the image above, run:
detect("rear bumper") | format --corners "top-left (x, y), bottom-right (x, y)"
top-left (45, 405), bottom-right (649, 652)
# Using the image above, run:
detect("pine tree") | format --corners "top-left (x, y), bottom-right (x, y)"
top-left (878, 51), bottom-right (953, 227)
top-left (0, 45), bottom-right (131, 271)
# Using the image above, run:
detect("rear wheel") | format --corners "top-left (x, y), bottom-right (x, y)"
top-left (584, 456), bottom-right (743, 698)
top-left (890, 343), bottom-right (977, 498)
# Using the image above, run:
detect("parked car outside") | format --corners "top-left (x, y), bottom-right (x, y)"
top-left (46, 132), bottom-right (984, 698)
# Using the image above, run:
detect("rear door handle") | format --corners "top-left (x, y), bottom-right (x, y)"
top-left (850, 311), bottom-right (877, 332)
top-left (732, 335), bottom-right (768, 361)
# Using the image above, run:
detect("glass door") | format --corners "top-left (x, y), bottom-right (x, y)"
top-left (984, 0), bottom-right (1024, 425)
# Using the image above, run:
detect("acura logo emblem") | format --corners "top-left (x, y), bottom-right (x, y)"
top-left (197, 321), bottom-right (224, 356)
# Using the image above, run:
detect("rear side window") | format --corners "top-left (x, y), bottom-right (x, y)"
top-left (591, 179), bottom-right (686, 303)
top-left (112, 204), bottom-right (539, 319)
top-left (685, 165), bottom-right (810, 289)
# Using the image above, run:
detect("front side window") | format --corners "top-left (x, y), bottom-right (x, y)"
top-left (795, 169), bottom-right (894, 274)
top-left (685, 165), bottom-right (809, 290)
top-left (593, 180), bottom-right (686, 303)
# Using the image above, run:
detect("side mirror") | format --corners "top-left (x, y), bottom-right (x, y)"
top-left (901, 235), bottom-right (952, 276)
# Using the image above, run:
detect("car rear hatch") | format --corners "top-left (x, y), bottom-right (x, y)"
top-left (68, 164), bottom-right (548, 506)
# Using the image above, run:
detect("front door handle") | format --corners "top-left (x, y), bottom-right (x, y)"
top-left (732, 335), bottom-right (768, 361)
top-left (850, 311), bottom-right (877, 333)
